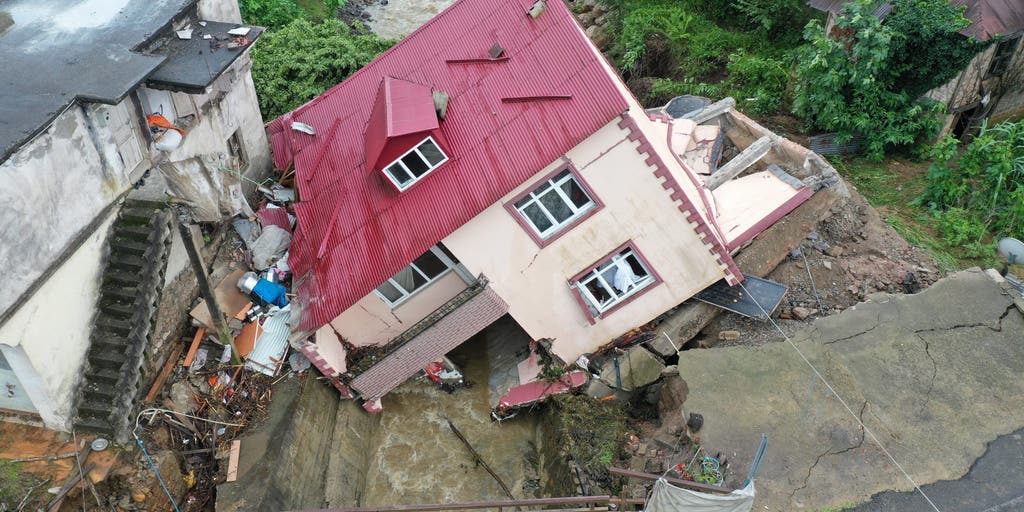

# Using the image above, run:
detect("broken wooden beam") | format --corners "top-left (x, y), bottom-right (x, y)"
top-left (226, 440), bottom-right (241, 482)
top-left (682, 97), bottom-right (736, 124)
top-left (144, 342), bottom-right (186, 403)
top-left (182, 327), bottom-right (206, 367)
top-left (46, 462), bottom-right (95, 512)
top-left (445, 419), bottom-right (517, 503)
top-left (705, 135), bottom-right (773, 190)
top-left (608, 466), bottom-right (734, 494)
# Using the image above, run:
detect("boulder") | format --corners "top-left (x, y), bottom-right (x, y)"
top-left (598, 346), bottom-right (665, 391)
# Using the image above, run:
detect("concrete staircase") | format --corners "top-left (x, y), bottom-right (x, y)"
top-left (74, 200), bottom-right (173, 439)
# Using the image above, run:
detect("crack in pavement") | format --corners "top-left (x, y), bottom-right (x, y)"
top-left (912, 304), bottom-right (1016, 335)
top-left (791, 401), bottom-right (869, 500)
top-left (823, 309), bottom-right (884, 345)
top-left (915, 333), bottom-right (939, 414)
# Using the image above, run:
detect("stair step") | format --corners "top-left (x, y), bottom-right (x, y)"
top-left (103, 273), bottom-right (141, 289)
top-left (100, 285), bottom-right (140, 303)
top-left (100, 302), bottom-right (136, 320)
top-left (82, 382), bottom-right (119, 402)
top-left (94, 316), bottom-right (133, 335)
top-left (120, 207), bottom-right (158, 225)
top-left (84, 367), bottom-right (123, 386)
top-left (75, 416), bottom-right (115, 435)
top-left (109, 254), bottom-right (145, 270)
top-left (109, 238), bottom-right (151, 257)
top-left (113, 224), bottom-right (152, 242)
top-left (88, 348), bottom-right (128, 369)
top-left (90, 338), bottom-right (131, 354)
top-left (77, 399), bottom-right (114, 419)
top-left (124, 199), bottom-right (167, 210)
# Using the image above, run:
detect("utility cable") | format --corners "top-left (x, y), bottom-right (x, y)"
top-left (736, 280), bottom-right (943, 512)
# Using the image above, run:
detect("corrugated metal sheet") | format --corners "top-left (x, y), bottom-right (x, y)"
top-left (349, 286), bottom-right (508, 399)
top-left (953, 0), bottom-right (1024, 41)
top-left (245, 306), bottom-right (291, 376)
top-left (266, 0), bottom-right (630, 330)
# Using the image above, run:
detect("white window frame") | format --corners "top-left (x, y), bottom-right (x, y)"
top-left (576, 248), bottom-right (655, 314)
top-left (514, 170), bottom-right (596, 238)
top-left (382, 137), bottom-right (448, 191)
top-left (374, 246), bottom-right (458, 307)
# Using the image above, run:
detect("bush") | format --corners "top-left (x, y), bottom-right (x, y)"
top-left (240, 0), bottom-right (304, 28)
top-left (251, 18), bottom-right (394, 119)
top-left (794, 0), bottom-right (981, 159)
top-left (921, 120), bottom-right (1024, 241)
top-left (724, 52), bottom-right (789, 115)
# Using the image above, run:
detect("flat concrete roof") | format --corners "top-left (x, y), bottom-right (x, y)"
top-left (146, 21), bottom-right (263, 93)
top-left (0, 0), bottom-right (195, 162)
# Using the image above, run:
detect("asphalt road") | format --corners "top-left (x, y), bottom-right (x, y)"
top-left (852, 427), bottom-right (1024, 512)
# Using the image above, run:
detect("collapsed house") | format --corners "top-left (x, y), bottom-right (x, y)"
top-left (268, 0), bottom-right (843, 412)
top-left (0, 0), bottom-right (269, 436)
top-left (809, 0), bottom-right (1024, 138)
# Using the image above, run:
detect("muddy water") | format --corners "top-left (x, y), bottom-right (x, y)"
top-left (361, 336), bottom-right (539, 506)
top-left (363, 0), bottom-right (456, 39)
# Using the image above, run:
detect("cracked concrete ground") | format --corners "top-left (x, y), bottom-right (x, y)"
top-left (676, 269), bottom-right (1024, 511)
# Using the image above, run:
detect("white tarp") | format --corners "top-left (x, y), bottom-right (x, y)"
top-left (644, 478), bottom-right (755, 512)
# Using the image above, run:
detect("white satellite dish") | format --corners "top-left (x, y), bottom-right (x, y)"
top-left (998, 237), bottom-right (1024, 265)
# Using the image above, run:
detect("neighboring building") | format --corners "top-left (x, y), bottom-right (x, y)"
top-left (809, 0), bottom-right (1024, 137)
top-left (0, 0), bottom-right (269, 435)
top-left (269, 0), bottom-right (841, 412)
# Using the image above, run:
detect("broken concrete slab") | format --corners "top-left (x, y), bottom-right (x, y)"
top-left (599, 346), bottom-right (665, 391)
top-left (676, 269), bottom-right (1024, 511)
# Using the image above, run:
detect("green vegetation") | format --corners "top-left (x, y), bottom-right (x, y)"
top-left (240, 0), bottom-right (344, 28)
top-left (794, 0), bottom-right (985, 160)
top-left (546, 394), bottom-right (629, 490)
top-left (602, 0), bottom-right (802, 115)
top-left (919, 120), bottom-right (1024, 261)
top-left (0, 459), bottom-right (43, 509)
top-left (250, 18), bottom-right (394, 119)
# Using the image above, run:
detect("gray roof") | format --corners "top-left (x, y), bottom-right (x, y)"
top-left (0, 0), bottom-right (194, 161)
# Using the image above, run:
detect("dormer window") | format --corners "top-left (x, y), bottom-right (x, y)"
top-left (383, 137), bottom-right (448, 191)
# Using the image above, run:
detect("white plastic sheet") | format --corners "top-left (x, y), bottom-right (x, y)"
top-left (644, 478), bottom-right (755, 512)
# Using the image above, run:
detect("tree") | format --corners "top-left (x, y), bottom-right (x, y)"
top-left (793, 0), bottom-right (984, 159)
top-left (250, 18), bottom-right (394, 120)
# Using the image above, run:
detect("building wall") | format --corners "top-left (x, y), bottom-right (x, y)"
top-left (442, 110), bottom-right (726, 362)
top-left (331, 272), bottom-right (471, 347)
top-left (0, 209), bottom-right (117, 429)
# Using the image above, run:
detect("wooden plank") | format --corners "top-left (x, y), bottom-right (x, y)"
top-left (705, 135), bottom-right (773, 190)
top-left (46, 462), bottom-right (95, 512)
top-left (144, 342), bottom-right (186, 403)
top-left (162, 398), bottom-right (200, 434)
top-left (608, 466), bottom-right (734, 494)
top-left (225, 440), bottom-right (241, 482)
top-left (182, 327), bottom-right (206, 367)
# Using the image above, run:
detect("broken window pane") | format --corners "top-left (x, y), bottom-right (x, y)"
top-left (561, 178), bottom-right (590, 209)
top-left (575, 247), bottom-right (655, 315)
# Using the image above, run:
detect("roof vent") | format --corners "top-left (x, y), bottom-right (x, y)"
top-left (489, 43), bottom-right (505, 59)
top-left (433, 90), bottom-right (450, 121)
top-left (527, 0), bottom-right (546, 19)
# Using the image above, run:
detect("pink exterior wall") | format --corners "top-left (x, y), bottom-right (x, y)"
top-left (442, 109), bottom-right (728, 362)
top-left (330, 271), bottom-right (470, 347)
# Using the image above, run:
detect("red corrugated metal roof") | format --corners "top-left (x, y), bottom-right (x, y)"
top-left (267, 0), bottom-right (631, 330)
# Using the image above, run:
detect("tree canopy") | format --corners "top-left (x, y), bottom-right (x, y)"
top-left (793, 0), bottom-right (985, 159)
top-left (250, 18), bottom-right (394, 120)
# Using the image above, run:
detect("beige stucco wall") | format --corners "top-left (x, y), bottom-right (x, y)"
top-left (331, 271), bottom-right (471, 347)
top-left (0, 209), bottom-right (117, 430)
top-left (442, 111), bottom-right (726, 362)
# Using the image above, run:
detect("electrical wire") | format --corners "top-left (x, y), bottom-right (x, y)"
top-left (736, 280), bottom-right (942, 512)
